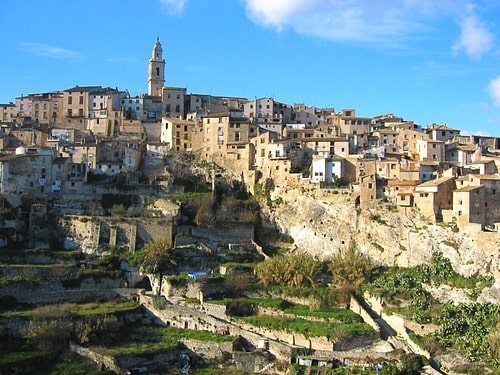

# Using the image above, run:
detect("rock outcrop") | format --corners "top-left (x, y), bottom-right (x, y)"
top-left (264, 184), bottom-right (500, 303)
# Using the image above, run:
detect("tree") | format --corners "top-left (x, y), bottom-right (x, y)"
top-left (488, 322), bottom-right (500, 367)
top-left (130, 238), bottom-right (176, 295)
top-left (132, 238), bottom-right (176, 274)
top-left (400, 353), bottom-right (425, 375)
top-left (255, 252), bottom-right (323, 288)
top-left (328, 240), bottom-right (374, 293)
top-left (27, 303), bottom-right (75, 359)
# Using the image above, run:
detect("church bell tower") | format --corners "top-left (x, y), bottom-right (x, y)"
top-left (148, 37), bottom-right (165, 96)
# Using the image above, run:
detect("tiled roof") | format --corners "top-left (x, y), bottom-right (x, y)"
top-left (455, 185), bottom-right (483, 192)
top-left (64, 85), bottom-right (101, 93)
top-left (427, 124), bottom-right (459, 131)
top-left (417, 175), bottom-right (454, 187)
top-left (472, 174), bottom-right (500, 180)
top-left (388, 179), bottom-right (420, 186)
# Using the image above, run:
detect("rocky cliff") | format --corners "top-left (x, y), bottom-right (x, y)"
top-left (263, 183), bottom-right (500, 303)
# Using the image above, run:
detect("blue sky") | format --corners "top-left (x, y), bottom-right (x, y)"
top-left (1, 0), bottom-right (500, 136)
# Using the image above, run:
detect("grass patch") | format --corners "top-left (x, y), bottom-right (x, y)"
top-left (371, 242), bottom-right (384, 252)
top-left (370, 214), bottom-right (388, 226)
top-left (240, 315), bottom-right (373, 338)
top-left (264, 285), bottom-right (346, 306)
top-left (1, 301), bottom-right (140, 319)
top-left (93, 340), bottom-right (180, 357)
top-left (0, 340), bottom-right (39, 367)
top-left (137, 326), bottom-right (235, 343)
top-left (282, 305), bottom-right (363, 323)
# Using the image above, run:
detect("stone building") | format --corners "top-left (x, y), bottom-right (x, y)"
top-left (10, 127), bottom-right (48, 147)
top-left (453, 185), bottom-right (485, 233)
top-left (196, 111), bottom-right (256, 166)
top-left (467, 174), bottom-right (500, 226)
top-left (385, 179), bottom-right (419, 208)
top-left (376, 157), bottom-right (401, 180)
top-left (397, 128), bottom-right (430, 159)
top-left (416, 139), bottom-right (445, 162)
top-left (242, 97), bottom-right (292, 125)
top-left (63, 85), bottom-right (102, 129)
top-left (426, 123), bottom-right (460, 142)
top-left (327, 109), bottom-right (371, 151)
top-left (19, 92), bottom-right (64, 127)
top-left (0, 147), bottom-right (56, 197)
top-left (371, 129), bottom-right (399, 153)
top-left (162, 87), bottom-right (186, 119)
top-left (0, 103), bottom-right (17, 123)
top-left (414, 176), bottom-right (455, 222)
top-left (161, 117), bottom-right (196, 151)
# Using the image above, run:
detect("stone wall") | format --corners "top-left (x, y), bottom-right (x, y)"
top-left (0, 278), bottom-right (123, 304)
top-left (59, 215), bottom-right (175, 253)
top-left (70, 342), bottom-right (124, 374)
top-left (0, 264), bottom-right (77, 279)
top-left (140, 294), bottom-right (294, 363)
top-left (349, 294), bottom-right (381, 336)
top-left (188, 223), bottom-right (255, 245)
top-left (365, 294), bottom-right (431, 358)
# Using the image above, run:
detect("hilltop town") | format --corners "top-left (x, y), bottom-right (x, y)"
top-left (1, 39), bottom-right (500, 374)
top-left (0, 39), bottom-right (499, 237)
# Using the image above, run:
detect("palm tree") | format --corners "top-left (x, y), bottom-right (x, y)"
top-left (255, 252), bottom-right (323, 288)
top-left (328, 240), bottom-right (374, 293)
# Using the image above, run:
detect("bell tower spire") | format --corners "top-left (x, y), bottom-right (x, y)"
top-left (148, 37), bottom-right (165, 96)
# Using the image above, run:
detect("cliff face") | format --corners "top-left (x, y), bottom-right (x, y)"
top-left (263, 185), bottom-right (500, 303)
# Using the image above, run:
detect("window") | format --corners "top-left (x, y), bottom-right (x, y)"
top-left (156, 67), bottom-right (160, 76)
top-left (175, 105), bottom-right (180, 112)
top-left (68, 96), bottom-right (72, 105)
top-left (79, 96), bottom-right (84, 105)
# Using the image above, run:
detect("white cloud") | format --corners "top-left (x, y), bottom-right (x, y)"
top-left (19, 42), bottom-right (82, 61)
top-left (242, 0), bottom-right (468, 46)
top-left (243, 0), bottom-right (320, 30)
top-left (453, 13), bottom-right (494, 60)
top-left (158, 0), bottom-right (186, 15)
top-left (488, 76), bottom-right (500, 107)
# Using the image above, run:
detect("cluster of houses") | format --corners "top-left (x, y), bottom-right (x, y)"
top-left (1, 38), bottom-right (500, 235)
